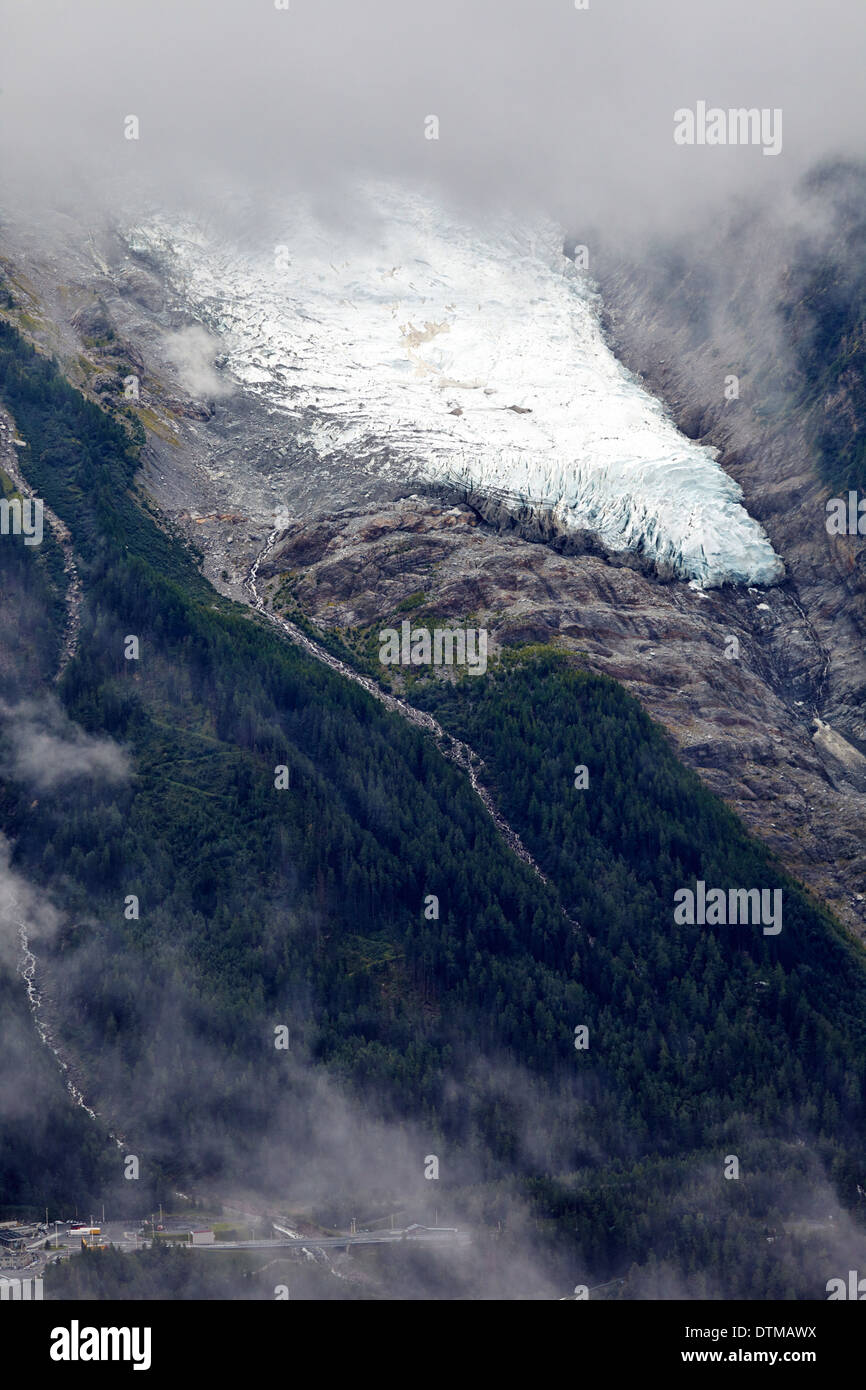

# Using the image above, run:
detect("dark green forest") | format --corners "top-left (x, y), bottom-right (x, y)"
top-left (1, 318), bottom-right (865, 1297)
top-left (48, 1241), bottom-right (364, 1301)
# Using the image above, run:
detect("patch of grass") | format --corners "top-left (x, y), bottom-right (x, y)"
top-left (133, 405), bottom-right (180, 445)
top-left (396, 589), bottom-right (426, 612)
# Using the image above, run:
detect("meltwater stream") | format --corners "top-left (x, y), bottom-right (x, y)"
top-left (17, 924), bottom-right (124, 1148)
top-left (245, 526), bottom-right (581, 933)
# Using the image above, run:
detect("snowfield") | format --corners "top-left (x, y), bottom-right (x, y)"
top-left (128, 185), bottom-right (784, 588)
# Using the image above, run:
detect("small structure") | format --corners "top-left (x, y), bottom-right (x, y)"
top-left (190, 1229), bottom-right (215, 1246)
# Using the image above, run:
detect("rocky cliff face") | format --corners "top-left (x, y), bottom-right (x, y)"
top-left (593, 170), bottom-right (866, 754)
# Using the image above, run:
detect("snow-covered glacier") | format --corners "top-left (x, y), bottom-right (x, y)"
top-left (128, 185), bottom-right (784, 588)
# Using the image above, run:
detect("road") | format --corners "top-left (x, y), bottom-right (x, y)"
top-left (197, 1227), bottom-right (468, 1251)
top-left (18, 1220), bottom-right (468, 1274)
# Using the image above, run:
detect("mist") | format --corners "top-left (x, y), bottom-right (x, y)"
top-left (2, 0), bottom-right (866, 1306)
top-left (1, 0), bottom-right (864, 246)
top-left (0, 697), bottom-right (131, 791)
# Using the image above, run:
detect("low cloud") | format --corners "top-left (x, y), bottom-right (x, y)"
top-left (0, 831), bottom-right (61, 968)
top-left (0, 697), bottom-right (130, 790)
top-left (161, 325), bottom-right (235, 401)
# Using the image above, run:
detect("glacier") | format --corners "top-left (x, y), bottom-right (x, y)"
top-left (127, 185), bottom-right (784, 589)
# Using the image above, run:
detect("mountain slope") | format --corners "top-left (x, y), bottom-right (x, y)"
top-left (0, 319), bottom-right (865, 1295)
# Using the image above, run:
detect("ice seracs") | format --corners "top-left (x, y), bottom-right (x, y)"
top-left (127, 184), bottom-right (784, 589)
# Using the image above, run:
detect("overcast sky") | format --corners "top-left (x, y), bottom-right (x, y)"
top-left (1, 0), bottom-right (864, 235)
